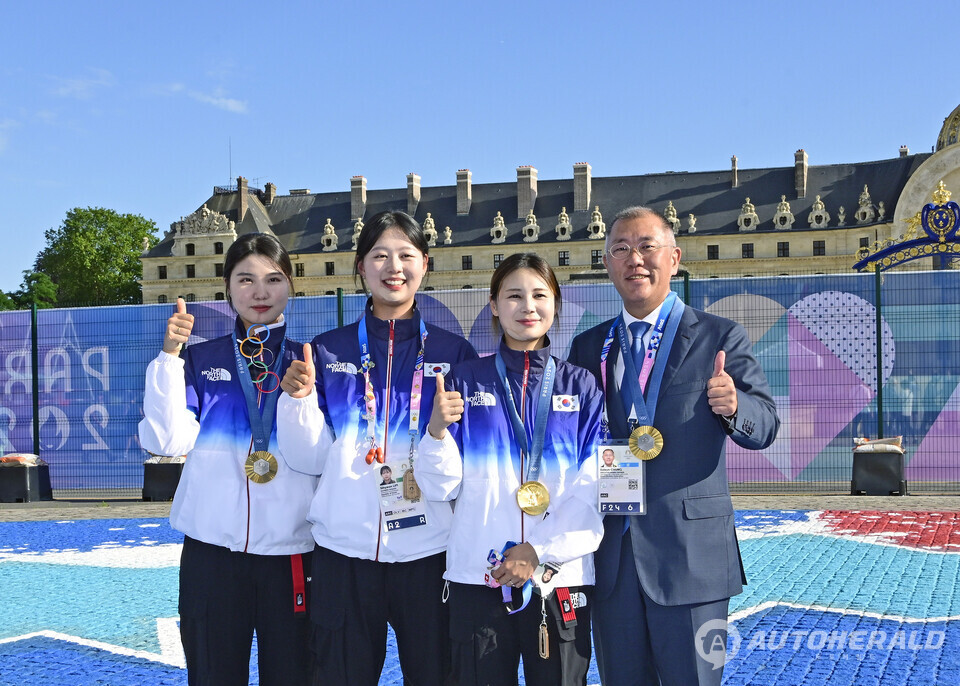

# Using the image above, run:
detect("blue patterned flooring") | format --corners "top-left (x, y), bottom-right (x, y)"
top-left (0, 511), bottom-right (957, 685)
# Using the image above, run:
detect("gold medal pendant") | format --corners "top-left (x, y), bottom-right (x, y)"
top-left (402, 468), bottom-right (421, 501)
top-left (245, 451), bottom-right (278, 483)
top-left (629, 426), bottom-right (664, 461)
top-left (517, 481), bottom-right (550, 516)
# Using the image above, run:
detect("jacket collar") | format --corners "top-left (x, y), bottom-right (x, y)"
top-left (364, 299), bottom-right (422, 342)
top-left (498, 336), bottom-right (552, 374)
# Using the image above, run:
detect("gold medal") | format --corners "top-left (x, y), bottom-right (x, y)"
top-left (402, 468), bottom-right (421, 501)
top-left (629, 426), bottom-right (664, 461)
top-left (517, 481), bottom-right (550, 516)
top-left (245, 451), bottom-right (278, 483)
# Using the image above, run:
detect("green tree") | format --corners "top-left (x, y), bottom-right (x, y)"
top-left (34, 207), bottom-right (158, 305)
top-left (0, 291), bottom-right (15, 311)
top-left (13, 271), bottom-right (58, 309)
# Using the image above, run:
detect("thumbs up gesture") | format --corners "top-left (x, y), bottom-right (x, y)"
top-left (281, 343), bottom-right (316, 399)
top-left (163, 297), bottom-right (195, 356)
top-left (427, 372), bottom-right (464, 440)
top-left (706, 350), bottom-right (737, 417)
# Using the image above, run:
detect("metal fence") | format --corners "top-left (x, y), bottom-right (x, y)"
top-left (3, 269), bottom-right (958, 498)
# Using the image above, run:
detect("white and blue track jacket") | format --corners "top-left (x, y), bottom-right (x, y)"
top-left (277, 304), bottom-right (478, 563)
top-left (416, 340), bottom-right (605, 587)
top-left (139, 319), bottom-right (317, 556)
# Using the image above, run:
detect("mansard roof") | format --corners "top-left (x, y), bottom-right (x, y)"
top-left (145, 152), bottom-right (931, 258)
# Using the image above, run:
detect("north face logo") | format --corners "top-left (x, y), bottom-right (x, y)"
top-left (201, 368), bottom-right (232, 381)
top-left (326, 361), bottom-right (359, 375)
top-left (467, 391), bottom-right (497, 407)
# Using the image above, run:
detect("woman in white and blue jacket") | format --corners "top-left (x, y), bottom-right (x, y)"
top-left (276, 210), bottom-right (478, 686)
top-left (139, 233), bottom-right (317, 685)
top-left (417, 252), bottom-right (604, 686)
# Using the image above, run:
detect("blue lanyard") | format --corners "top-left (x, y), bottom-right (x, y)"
top-left (357, 314), bottom-right (428, 442)
top-left (495, 349), bottom-right (557, 483)
top-left (232, 326), bottom-right (286, 453)
top-left (606, 292), bottom-right (683, 427)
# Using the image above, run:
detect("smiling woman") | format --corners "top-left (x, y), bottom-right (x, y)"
top-left (138, 233), bottom-right (317, 684)
top-left (275, 210), bottom-right (478, 684)
top-left (489, 252), bottom-right (562, 352)
top-left (417, 252), bottom-right (605, 686)
top-left (355, 211), bottom-right (430, 320)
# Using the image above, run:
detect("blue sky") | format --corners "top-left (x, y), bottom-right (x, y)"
top-left (0, 0), bottom-right (955, 293)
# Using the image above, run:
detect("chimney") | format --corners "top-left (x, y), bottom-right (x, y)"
top-left (517, 165), bottom-right (538, 219)
top-left (573, 162), bottom-right (591, 212)
top-left (457, 169), bottom-right (472, 215)
top-left (237, 176), bottom-right (248, 222)
top-left (351, 175), bottom-right (367, 220)
top-left (794, 149), bottom-right (808, 198)
top-left (731, 155), bottom-right (739, 188)
top-left (899, 145), bottom-right (909, 157)
top-left (407, 173), bottom-right (421, 215)
top-left (263, 182), bottom-right (276, 205)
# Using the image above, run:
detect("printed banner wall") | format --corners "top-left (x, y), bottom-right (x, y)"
top-left (1, 271), bottom-right (957, 491)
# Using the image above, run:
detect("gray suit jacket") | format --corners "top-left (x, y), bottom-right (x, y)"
top-left (568, 305), bottom-right (779, 606)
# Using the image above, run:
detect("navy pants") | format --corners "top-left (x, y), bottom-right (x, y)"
top-left (593, 529), bottom-right (730, 686)
top-left (179, 536), bottom-right (313, 686)
top-left (308, 546), bottom-right (451, 686)
top-left (448, 582), bottom-right (592, 686)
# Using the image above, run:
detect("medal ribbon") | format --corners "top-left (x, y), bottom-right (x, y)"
top-left (358, 314), bottom-right (429, 450)
top-left (232, 324), bottom-right (286, 455)
top-left (600, 291), bottom-right (684, 428)
top-left (495, 350), bottom-right (557, 484)
top-left (496, 540), bottom-right (535, 615)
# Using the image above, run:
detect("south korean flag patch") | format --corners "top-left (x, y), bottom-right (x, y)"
top-left (552, 395), bottom-right (579, 412)
top-left (425, 363), bottom-right (450, 377)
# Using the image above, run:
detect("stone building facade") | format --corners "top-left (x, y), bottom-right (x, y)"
top-left (140, 105), bottom-right (960, 303)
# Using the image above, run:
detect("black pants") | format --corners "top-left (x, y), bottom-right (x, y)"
top-left (308, 545), bottom-right (451, 686)
top-left (448, 582), bottom-right (593, 686)
top-left (179, 536), bottom-right (313, 686)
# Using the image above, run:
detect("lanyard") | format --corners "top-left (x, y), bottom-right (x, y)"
top-left (232, 325), bottom-right (286, 454)
top-left (495, 349), bottom-right (557, 484)
top-left (599, 292), bottom-right (683, 427)
top-left (358, 315), bottom-right (428, 451)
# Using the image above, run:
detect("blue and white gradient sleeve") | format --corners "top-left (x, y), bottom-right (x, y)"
top-left (276, 390), bottom-right (335, 475)
top-left (415, 429), bottom-right (463, 502)
top-left (525, 455), bottom-right (604, 565)
top-left (525, 380), bottom-right (605, 565)
top-left (138, 351), bottom-right (200, 458)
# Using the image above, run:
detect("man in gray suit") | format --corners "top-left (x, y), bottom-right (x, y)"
top-left (568, 206), bottom-right (779, 685)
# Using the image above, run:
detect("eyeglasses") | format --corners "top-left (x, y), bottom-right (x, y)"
top-left (606, 241), bottom-right (669, 260)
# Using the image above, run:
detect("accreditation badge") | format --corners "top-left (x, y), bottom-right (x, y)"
top-left (533, 561), bottom-right (563, 597)
top-left (376, 458), bottom-right (428, 532)
top-left (597, 440), bottom-right (645, 515)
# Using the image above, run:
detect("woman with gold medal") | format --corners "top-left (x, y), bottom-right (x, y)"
top-left (276, 211), bottom-right (478, 685)
top-left (139, 234), bottom-right (317, 684)
top-left (417, 253), bottom-right (605, 686)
